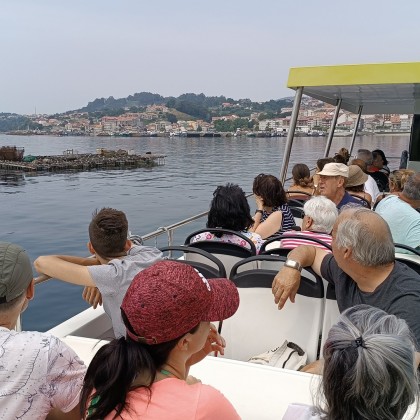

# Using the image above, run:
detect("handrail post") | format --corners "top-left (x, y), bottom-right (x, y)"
top-left (323, 99), bottom-right (342, 157)
top-left (349, 105), bottom-right (363, 156)
top-left (279, 87), bottom-right (303, 184)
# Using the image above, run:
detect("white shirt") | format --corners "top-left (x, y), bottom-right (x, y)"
top-left (0, 328), bottom-right (86, 419)
top-left (364, 174), bottom-right (380, 203)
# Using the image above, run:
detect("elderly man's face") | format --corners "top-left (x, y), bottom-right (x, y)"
top-left (318, 175), bottom-right (343, 200)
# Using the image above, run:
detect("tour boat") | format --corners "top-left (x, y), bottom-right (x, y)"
top-left (34, 61), bottom-right (420, 419)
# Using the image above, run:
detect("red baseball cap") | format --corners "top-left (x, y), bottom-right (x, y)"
top-left (121, 260), bottom-right (239, 344)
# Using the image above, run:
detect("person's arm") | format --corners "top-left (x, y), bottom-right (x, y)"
top-left (254, 211), bottom-right (283, 239)
top-left (46, 405), bottom-right (80, 420)
top-left (82, 286), bottom-right (103, 308)
top-left (34, 256), bottom-right (96, 287)
top-left (272, 245), bottom-right (327, 309)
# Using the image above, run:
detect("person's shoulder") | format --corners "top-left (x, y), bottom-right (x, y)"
top-left (197, 383), bottom-right (240, 418)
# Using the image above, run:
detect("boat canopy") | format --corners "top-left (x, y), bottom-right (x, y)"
top-left (279, 62), bottom-right (420, 182)
top-left (287, 62), bottom-right (420, 115)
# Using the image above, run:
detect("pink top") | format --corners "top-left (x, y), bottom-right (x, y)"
top-left (103, 378), bottom-right (240, 419)
top-left (280, 231), bottom-right (332, 253)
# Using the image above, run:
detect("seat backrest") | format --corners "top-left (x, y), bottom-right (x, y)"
top-left (184, 228), bottom-right (257, 275)
top-left (220, 255), bottom-right (324, 363)
top-left (260, 234), bottom-right (332, 256)
top-left (289, 207), bottom-right (304, 228)
top-left (159, 245), bottom-right (226, 278)
top-left (320, 283), bottom-right (340, 352)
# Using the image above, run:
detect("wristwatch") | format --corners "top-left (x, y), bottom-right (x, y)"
top-left (284, 259), bottom-right (302, 272)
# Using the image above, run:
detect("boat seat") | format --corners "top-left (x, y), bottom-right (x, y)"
top-left (219, 255), bottom-right (324, 363)
top-left (184, 228), bottom-right (257, 276)
top-left (159, 245), bottom-right (226, 278)
top-left (394, 244), bottom-right (420, 275)
top-left (289, 207), bottom-right (304, 228)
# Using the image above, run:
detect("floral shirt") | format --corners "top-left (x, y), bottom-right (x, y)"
top-left (191, 230), bottom-right (264, 254)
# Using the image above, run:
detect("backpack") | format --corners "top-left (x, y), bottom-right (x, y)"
top-left (247, 340), bottom-right (307, 371)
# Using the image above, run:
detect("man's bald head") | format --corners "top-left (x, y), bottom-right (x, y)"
top-left (334, 207), bottom-right (394, 267)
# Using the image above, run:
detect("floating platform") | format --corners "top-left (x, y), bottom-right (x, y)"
top-left (0, 150), bottom-right (165, 173)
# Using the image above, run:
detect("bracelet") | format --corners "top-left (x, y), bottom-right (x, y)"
top-left (255, 210), bottom-right (264, 215)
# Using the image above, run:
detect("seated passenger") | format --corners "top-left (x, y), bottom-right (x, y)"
top-left (34, 208), bottom-right (162, 338)
top-left (312, 157), bottom-right (334, 195)
top-left (335, 147), bottom-right (350, 164)
top-left (374, 168), bottom-right (415, 206)
top-left (280, 196), bottom-right (337, 252)
top-left (190, 183), bottom-right (264, 253)
top-left (272, 207), bottom-right (420, 349)
top-left (250, 173), bottom-right (295, 239)
top-left (372, 148), bottom-right (391, 175)
top-left (345, 164), bottom-right (372, 207)
top-left (287, 163), bottom-right (314, 197)
top-left (317, 163), bottom-right (362, 209)
top-left (0, 242), bottom-right (86, 419)
top-left (350, 158), bottom-right (381, 203)
top-left (283, 305), bottom-right (419, 420)
top-left (357, 148), bottom-right (389, 192)
top-left (81, 260), bottom-right (240, 420)
top-left (375, 172), bottom-right (420, 253)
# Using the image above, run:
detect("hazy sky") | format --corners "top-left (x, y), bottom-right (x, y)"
top-left (1, 0), bottom-right (419, 115)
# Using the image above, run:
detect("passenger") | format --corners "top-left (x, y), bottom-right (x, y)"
top-left (80, 260), bottom-right (240, 420)
top-left (372, 148), bottom-right (391, 175)
top-left (0, 242), bottom-right (86, 419)
top-left (190, 183), bottom-right (264, 253)
top-left (357, 148), bottom-right (389, 191)
top-left (350, 158), bottom-right (381, 203)
top-left (283, 305), bottom-right (419, 420)
top-left (317, 163), bottom-right (362, 209)
top-left (280, 196), bottom-right (337, 252)
top-left (312, 157), bottom-right (334, 194)
top-left (34, 208), bottom-right (162, 339)
top-left (272, 207), bottom-right (420, 353)
top-left (250, 173), bottom-right (295, 239)
top-left (375, 172), bottom-right (420, 253)
top-left (335, 147), bottom-right (350, 164)
top-left (374, 168), bottom-right (415, 207)
top-left (345, 164), bottom-right (372, 207)
top-left (333, 153), bottom-right (347, 164)
top-left (287, 163), bottom-right (314, 197)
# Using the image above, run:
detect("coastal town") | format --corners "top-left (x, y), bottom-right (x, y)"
top-left (2, 95), bottom-right (413, 138)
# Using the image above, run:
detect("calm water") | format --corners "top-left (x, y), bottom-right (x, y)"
top-left (0, 133), bottom-right (409, 331)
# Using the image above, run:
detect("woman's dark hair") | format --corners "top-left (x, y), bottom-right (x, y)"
top-left (207, 183), bottom-right (254, 233)
top-left (81, 314), bottom-right (199, 419)
top-left (333, 154), bottom-right (347, 164)
top-left (372, 149), bottom-right (388, 165)
top-left (316, 157), bottom-right (334, 172)
top-left (292, 163), bottom-right (313, 188)
top-left (252, 173), bottom-right (287, 207)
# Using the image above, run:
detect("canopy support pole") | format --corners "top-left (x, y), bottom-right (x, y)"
top-left (279, 87), bottom-right (303, 183)
top-left (323, 99), bottom-right (342, 157)
top-left (349, 105), bottom-right (363, 156)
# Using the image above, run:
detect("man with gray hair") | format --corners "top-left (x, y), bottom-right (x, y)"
top-left (375, 172), bottom-right (420, 253)
top-left (357, 148), bottom-right (388, 192)
top-left (0, 242), bottom-right (86, 419)
top-left (272, 207), bottom-right (420, 350)
top-left (280, 196), bottom-right (338, 252)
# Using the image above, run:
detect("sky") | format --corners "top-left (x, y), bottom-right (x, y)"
top-left (1, 0), bottom-right (420, 115)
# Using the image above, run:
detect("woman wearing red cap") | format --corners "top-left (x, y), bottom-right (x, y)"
top-left (80, 260), bottom-right (240, 419)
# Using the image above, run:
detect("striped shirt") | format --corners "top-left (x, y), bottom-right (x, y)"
top-left (280, 230), bottom-right (332, 252)
top-left (261, 204), bottom-right (295, 235)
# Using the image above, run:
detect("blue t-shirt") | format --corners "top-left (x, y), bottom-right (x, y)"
top-left (337, 191), bottom-right (364, 209)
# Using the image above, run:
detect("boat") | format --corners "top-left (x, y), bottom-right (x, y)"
top-left (0, 146), bottom-right (24, 161)
top-left (31, 61), bottom-right (420, 419)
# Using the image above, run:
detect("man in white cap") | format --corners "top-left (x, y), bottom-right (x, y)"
top-left (318, 162), bottom-right (363, 209)
top-left (0, 242), bottom-right (86, 419)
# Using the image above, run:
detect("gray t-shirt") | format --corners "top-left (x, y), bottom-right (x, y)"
top-left (88, 245), bottom-right (163, 338)
top-left (321, 254), bottom-right (420, 348)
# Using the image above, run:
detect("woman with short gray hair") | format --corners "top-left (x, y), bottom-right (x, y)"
top-left (283, 305), bottom-right (419, 420)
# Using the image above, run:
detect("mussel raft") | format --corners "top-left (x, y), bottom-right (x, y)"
top-left (0, 151), bottom-right (165, 172)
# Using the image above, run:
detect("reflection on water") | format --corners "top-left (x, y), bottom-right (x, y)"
top-left (0, 134), bottom-right (410, 331)
top-left (0, 171), bottom-right (25, 188)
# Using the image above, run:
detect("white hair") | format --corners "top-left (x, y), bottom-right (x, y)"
top-left (303, 196), bottom-right (338, 233)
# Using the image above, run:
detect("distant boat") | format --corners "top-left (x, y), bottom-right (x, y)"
top-left (0, 146), bottom-right (24, 161)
